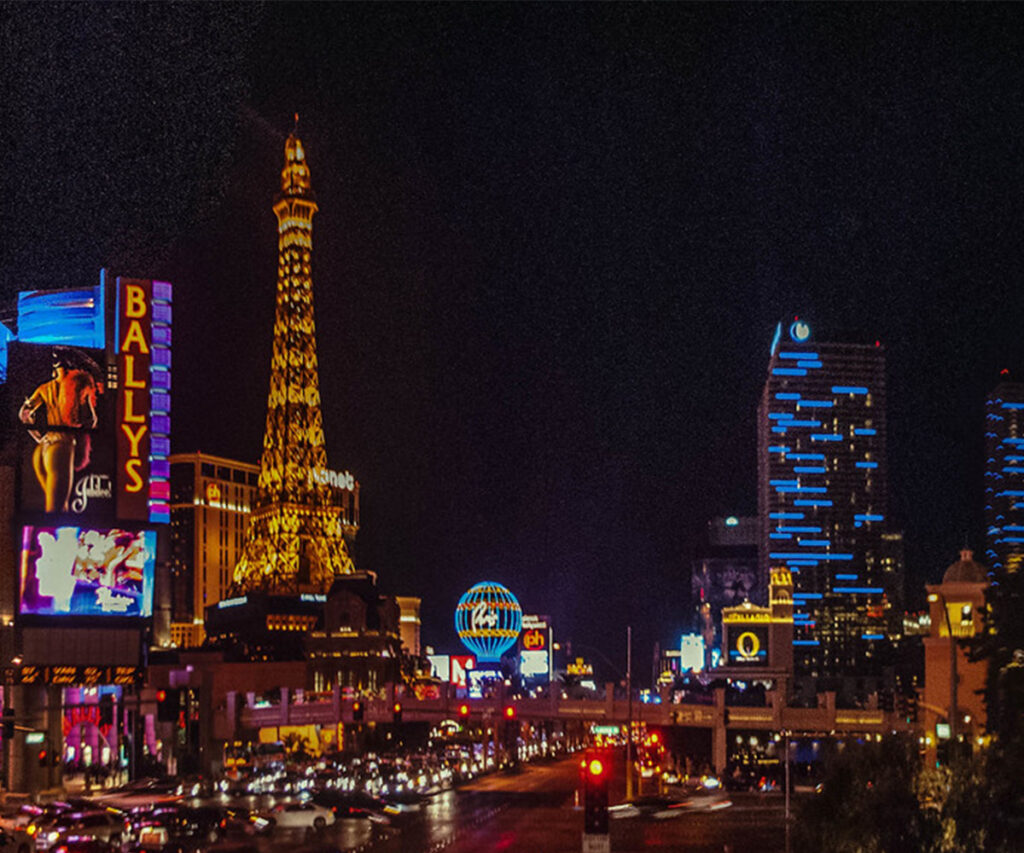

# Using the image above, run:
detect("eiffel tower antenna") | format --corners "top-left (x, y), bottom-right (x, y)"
top-left (232, 124), bottom-right (356, 594)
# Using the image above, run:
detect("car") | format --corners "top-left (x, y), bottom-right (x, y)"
top-left (217, 808), bottom-right (274, 838)
top-left (609, 796), bottom-right (687, 820)
top-left (310, 791), bottom-right (381, 820)
top-left (268, 803), bottom-right (335, 832)
top-left (676, 779), bottom-right (732, 812)
top-left (51, 840), bottom-right (120, 853)
top-left (34, 811), bottom-right (130, 852)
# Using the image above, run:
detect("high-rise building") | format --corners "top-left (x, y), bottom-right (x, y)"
top-left (168, 453), bottom-right (259, 647)
top-left (984, 374), bottom-right (1024, 574)
top-left (757, 319), bottom-right (897, 677)
top-left (169, 451), bottom-right (361, 648)
top-left (691, 516), bottom-right (762, 659)
top-left (233, 122), bottom-right (357, 594)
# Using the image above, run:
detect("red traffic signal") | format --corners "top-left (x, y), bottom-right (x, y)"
top-left (587, 757), bottom-right (605, 777)
top-left (458, 703), bottom-right (469, 718)
top-left (37, 749), bottom-right (47, 768)
top-left (156, 689), bottom-right (167, 703)
top-left (504, 705), bottom-right (516, 720)
top-left (393, 702), bottom-right (403, 723)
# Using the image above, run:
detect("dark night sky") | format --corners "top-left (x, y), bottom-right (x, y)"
top-left (4, 4), bottom-right (1024, 679)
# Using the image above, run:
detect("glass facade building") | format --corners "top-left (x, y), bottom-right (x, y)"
top-left (757, 321), bottom-right (898, 677)
top-left (984, 378), bottom-right (1024, 575)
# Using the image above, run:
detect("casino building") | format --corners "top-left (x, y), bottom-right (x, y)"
top-left (757, 319), bottom-right (902, 679)
top-left (984, 374), bottom-right (1024, 575)
top-left (0, 271), bottom-right (173, 791)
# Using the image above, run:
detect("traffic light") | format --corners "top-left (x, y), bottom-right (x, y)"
top-left (583, 749), bottom-right (609, 835)
top-left (504, 705), bottom-right (516, 721)
top-left (393, 702), bottom-right (403, 724)
top-left (458, 703), bottom-right (470, 723)
top-left (37, 748), bottom-right (48, 768)
top-left (352, 700), bottom-right (364, 722)
top-left (157, 688), bottom-right (181, 723)
top-left (2, 707), bottom-right (13, 739)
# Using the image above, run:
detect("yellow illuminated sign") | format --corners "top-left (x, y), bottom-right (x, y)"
top-left (723, 611), bottom-right (770, 624)
top-left (735, 631), bottom-right (761, 660)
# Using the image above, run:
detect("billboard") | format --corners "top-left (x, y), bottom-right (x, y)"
top-left (19, 526), bottom-right (156, 618)
top-left (519, 615), bottom-right (551, 682)
top-left (115, 278), bottom-right (171, 524)
top-left (9, 342), bottom-right (114, 518)
top-left (726, 624), bottom-right (769, 666)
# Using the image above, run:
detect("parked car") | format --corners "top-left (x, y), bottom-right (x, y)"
top-left (268, 803), bottom-right (335, 832)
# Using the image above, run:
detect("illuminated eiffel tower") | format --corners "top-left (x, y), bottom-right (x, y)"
top-left (233, 120), bottom-right (355, 594)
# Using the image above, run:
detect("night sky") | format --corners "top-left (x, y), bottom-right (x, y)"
top-left (4, 4), bottom-right (1024, 679)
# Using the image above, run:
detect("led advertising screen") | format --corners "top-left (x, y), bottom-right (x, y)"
top-left (726, 624), bottom-right (770, 666)
top-left (9, 342), bottom-right (115, 518)
top-left (19, 526), bottom-right (156, 618)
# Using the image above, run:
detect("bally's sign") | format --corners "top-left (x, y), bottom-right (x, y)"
top-left (115, 278), bottom-right (172, 522)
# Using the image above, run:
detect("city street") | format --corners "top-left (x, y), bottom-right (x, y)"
top-left (218, 754), bottom-right (791, 853)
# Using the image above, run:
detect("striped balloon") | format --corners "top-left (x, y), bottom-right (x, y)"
top-left (454, 581), bottom-right (523, 662)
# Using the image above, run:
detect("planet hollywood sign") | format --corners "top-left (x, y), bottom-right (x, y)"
top-left (310, 468), bottom-right (356, 491)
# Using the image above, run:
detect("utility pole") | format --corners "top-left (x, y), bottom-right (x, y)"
top-left (625, 626), bottom-right (633, 801)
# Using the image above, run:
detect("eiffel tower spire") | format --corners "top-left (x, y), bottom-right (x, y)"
top-left (232, 125), bottom-right (355, 594)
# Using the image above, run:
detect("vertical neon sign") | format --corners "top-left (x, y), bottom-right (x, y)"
top-left (115, 278), bottom-right (171, 523)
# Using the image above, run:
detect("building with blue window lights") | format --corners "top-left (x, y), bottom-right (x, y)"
top-left (984, 374), bottom-right (1024, 575)
top-left (757, 319), bottom-right (900, 678)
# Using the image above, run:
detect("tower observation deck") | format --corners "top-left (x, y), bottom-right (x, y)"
top-left (232, 122), bottom-right (355, 594)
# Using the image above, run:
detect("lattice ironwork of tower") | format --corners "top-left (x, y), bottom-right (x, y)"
top-left (232, 125), bottom-right (355, 594)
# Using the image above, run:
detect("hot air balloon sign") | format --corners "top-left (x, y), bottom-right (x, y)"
top-left (455, 581), bottom-right (523, 662)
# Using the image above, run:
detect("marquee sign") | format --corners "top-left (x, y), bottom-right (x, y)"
top-left (115, 278), bottom-right (171, 524)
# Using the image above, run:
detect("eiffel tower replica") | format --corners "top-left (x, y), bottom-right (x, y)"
top-left (232, 120), bottom-right (356, 594)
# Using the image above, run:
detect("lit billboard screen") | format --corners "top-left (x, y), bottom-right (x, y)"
top-left (726, 624), bottom-right (769, 666)
top-left (19, 526), bottom-right (156, 618)
top-left (9, 342), bottom-right (115, 518)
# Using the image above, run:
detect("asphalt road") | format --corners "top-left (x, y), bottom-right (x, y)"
top-left (211, 754), bottom-right (792, 852)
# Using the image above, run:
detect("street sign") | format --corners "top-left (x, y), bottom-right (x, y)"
top-left (582, 835), bottom-right (610, 853)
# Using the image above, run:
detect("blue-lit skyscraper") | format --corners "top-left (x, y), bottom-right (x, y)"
top-left (757, 320), bottom-right (897, 677)
top-left (985, 375), bottom-right (1024, 574)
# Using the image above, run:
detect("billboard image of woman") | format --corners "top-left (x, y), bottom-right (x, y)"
top-left (17, 346), bottom-right (104, 512)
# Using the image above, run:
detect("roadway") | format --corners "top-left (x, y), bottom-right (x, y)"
top-left (233, 752), bottom-right (793, 852)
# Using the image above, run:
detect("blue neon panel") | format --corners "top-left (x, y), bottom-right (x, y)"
top-left (789, 453), bottom-right (825, 460)
top-left (17, 284), bottom-right (106, 349)
top-left (861, 634), bottom-right (885, 640)
top-left (835, 574), bottom-right (858, 580)
top-left (779, 526), bottom-right (821, 533)
top-left (831, 386), bottom-right (868, 394)
top-left (787, 420), bottom-right (822, 428)
top-left (798, 401), bottom-right (833, 408)
top-left (794, 499), bottom-right (832, 506)
top-left (811, 434), bottom-right (842, 441)
top-left (799, 540), bottom-right (831, 546)
top-left (793, 640), bottom-right (820, 646)
top-left (833, 586), bottom-right (884, 594)
top-left (797, 360), bottom-right (823, 368)
top-left (856, 461), bottom-right (878, 469)
top-left (771, 427), bottom-right (788, 433)
top-left (854, 428), bottom-right (877, 435)
top-left (773, 368), bottom-right (807, 376)
top-left (775, 393), bottom-right (801, 400)
top-left (770, 512), bottom-right (803, 519)
top-left (768, 446), bottom-right (790, 453)
top-left (792, 466), bottom-right (826, 473)
top-left (779, 352), bottom-right (818, 360)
